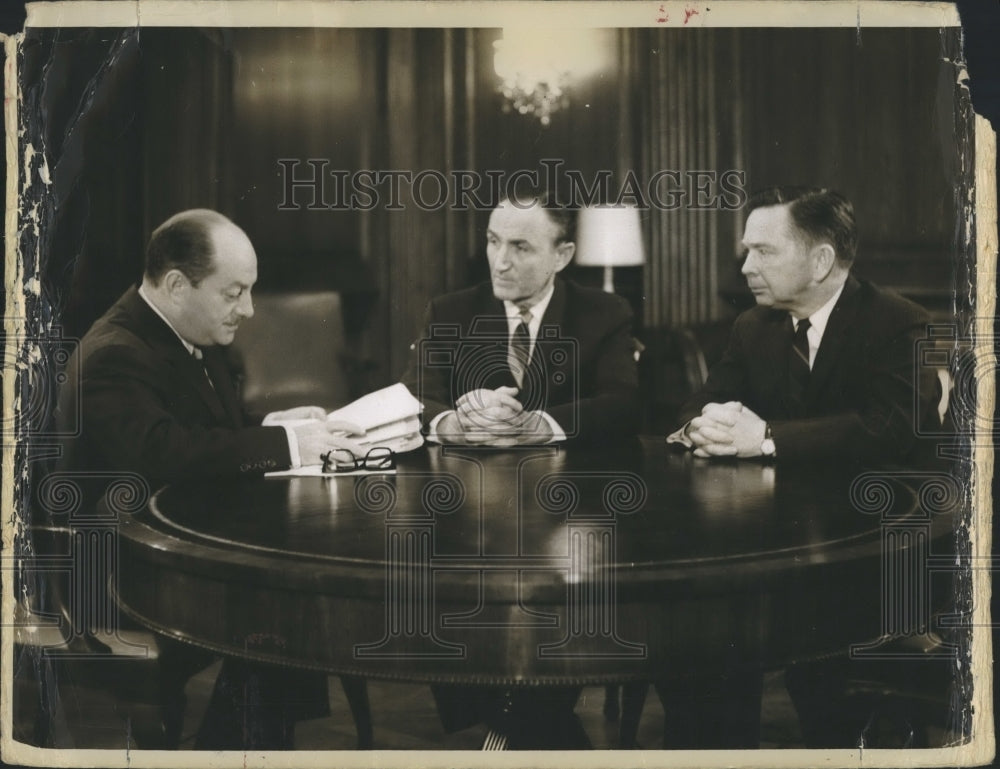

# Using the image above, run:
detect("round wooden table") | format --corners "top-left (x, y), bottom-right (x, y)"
top-left (115, 438), bottom-right (958, 687)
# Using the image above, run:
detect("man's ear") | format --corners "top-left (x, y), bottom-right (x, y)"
top-left (810, 243), bottom-right (836, 281)
top-left (554, 241), bottom-right (575, 272)
top-left (161, 269), bottom-right (191, 302)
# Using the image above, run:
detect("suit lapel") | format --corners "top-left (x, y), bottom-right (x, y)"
top-left (521, 280), bottom-right (569, 409)
top-left (807, 276), bottom-right (861, 402)
top-left (202, 348), bottom-right (244, 428)
top-left (537, 279), bottom-right (567, 329)
top-left (465, 287), bottom-right (515, 390)
top-left (166, 340), bottom-right (235, 427)
top-left (121, 287), bottom-right (236, 427)
top-left (467, 287), bottom-right (508, 337)
top-left (760, 310), bottom-right (796, 414)
top-left (466, 279), bottom-right (570, 401)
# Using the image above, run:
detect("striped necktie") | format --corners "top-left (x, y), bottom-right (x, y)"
top-left (787, 317), bottom-right (811, 414)
top-left (508, 310), bottom-right (532, 387)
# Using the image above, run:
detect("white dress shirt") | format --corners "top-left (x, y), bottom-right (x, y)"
top-left (793, 282), bottom-right (844, 369)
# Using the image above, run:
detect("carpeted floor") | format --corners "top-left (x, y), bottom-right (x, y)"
top-left (12, 653), bottom-right (804, 751)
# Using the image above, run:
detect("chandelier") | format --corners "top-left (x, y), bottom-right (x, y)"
top-left (493, 29), bottom-right (613, 127)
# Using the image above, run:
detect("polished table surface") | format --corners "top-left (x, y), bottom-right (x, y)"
top-left (116, 438), bottom-right (957, 685)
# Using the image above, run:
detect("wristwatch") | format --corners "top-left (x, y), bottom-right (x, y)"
top-left (760, 424), bottom-right (776, 458)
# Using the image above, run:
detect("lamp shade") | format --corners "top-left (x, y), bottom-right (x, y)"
top-left (573, 205), bottom-right (646, 268)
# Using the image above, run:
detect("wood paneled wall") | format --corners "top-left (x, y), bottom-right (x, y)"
top-left (736, 27), bottom-right (961, 304)
top-left (35, 27), bottom-right (962, 390)
top-left (367, 29), bottom-right (480, 382)
top-left (142, 30), bottom-right (233, 235)
top-left (634, 28), bottom-right (743, 327)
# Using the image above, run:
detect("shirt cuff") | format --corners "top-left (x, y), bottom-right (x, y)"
top-left (425, 411), bottom-right (451, 444)
top-left (666, 422), bottom-right (694, 448)
top-left (427, 410), bottom-right (564, 443)
top-left (535, 411), bottom-right (566, 443)
top-left (281, 425), bottom-right (302, 468)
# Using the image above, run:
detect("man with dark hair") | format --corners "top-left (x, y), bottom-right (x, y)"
top-left (402, 191), bottom-right (639, 446)
top-left (661, 187), bottom-right (943, 750)
top-left (58, 209), bottom-right (364, 749)
top-left (400, 191), bottom-right (639, 747)
top-left (670, 186), bottom-right (940, 464)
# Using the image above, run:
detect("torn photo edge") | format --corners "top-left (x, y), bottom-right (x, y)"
top-left (1, 1), bottom-right (995, 767)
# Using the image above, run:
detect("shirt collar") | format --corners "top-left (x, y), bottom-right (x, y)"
top-left (503, 282), bottom-right (555, 325)
top-left (138, 284), bottom-right (197, 356)
top-left (796, 281), bottom-right (845, 340)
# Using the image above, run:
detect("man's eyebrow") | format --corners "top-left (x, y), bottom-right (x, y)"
top-left (486, 230), bottom-right (530, 247)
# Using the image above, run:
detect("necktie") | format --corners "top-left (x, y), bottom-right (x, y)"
top-left (787, 317), bottom-right (811, 414)
top-left (192, 347), bottom-right (217, 392)
top-left (508, 311), bottom-right (532, 388)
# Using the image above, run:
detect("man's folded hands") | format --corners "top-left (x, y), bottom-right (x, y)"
top-left (688, 401), bottom-right (767, 458)
top-left (439, 387), bottom-right (553, 446)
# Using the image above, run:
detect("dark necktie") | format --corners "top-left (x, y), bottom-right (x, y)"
top-left (787, 317), bottom-right (811, 414)
top-left (192, 347), bottom-right (217, 392)
top-left (508, 311), bottom-right (532, 388)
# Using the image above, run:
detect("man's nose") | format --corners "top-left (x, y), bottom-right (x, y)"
top-left (238, 292), bottom-right (254, 318)
top-left (493, 244), bottom-right (512, 270)
top-left (741, 252), bottom-right (757, 275)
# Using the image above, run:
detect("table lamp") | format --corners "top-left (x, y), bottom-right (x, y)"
top-left (574, 205), bottom-right (646, 293)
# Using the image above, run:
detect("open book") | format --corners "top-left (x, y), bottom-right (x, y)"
top-left (267, 383), bottom-right (425, 454)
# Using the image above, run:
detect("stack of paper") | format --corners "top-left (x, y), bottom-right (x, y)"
top-left (326, 382), bottom-right (424, 454)
top-left (264, 384), bottom-right (424, 476)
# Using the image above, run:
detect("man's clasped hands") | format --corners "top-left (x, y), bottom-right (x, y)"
top-left (686, 401), bottom-right (769, 458)
top-left (436, 386), bottom-right (554, 446)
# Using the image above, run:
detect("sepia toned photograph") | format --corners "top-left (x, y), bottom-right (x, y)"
top-left (1, 2), bottom-right (995, 767)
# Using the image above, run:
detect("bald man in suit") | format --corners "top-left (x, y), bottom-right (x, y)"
top-left (58, 209), bottom-right (365, 749)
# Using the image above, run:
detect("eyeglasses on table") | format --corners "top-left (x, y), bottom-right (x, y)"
top-left (321, 447), bottom-right (396, 473)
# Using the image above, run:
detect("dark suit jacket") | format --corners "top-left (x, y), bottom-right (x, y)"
top-left (400, 278), bottom-right (639, 442)
top-left (57, 286), bottom-right (291, 493)
top-left (678, 276), bottom-right (940, 464)
top-left (56, 287), bottom-right (329, 738)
